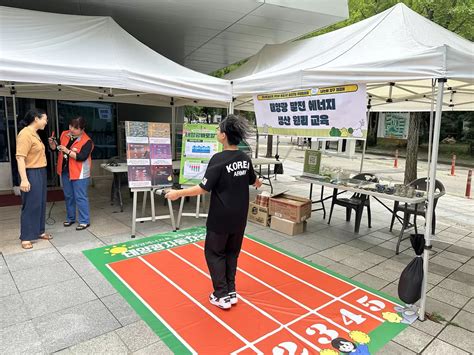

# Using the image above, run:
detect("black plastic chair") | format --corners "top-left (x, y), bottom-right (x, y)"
top-left (390, 178), bottom-right (446, 254)
top-left (327, 173), bottom-right (379, 233)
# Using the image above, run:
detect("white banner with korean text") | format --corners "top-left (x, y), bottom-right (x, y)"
top-left (253, 84), bottom-right (367, 139)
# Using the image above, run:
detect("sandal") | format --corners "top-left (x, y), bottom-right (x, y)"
top-left (21, 241), bottom-right (33, 249)
top-left (76, 224), bottom-right (90, 231)
top-left (63, 221), bottom-right (75, 227)
top-left (38, 233), bottom-right (53, 240)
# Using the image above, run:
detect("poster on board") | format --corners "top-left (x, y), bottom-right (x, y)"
top-left (125, 121), bottom-right (173, 188)
top-left (179, 123), bottom-right (222, 185)
top-left (253, 84), bottom-right (367, 139)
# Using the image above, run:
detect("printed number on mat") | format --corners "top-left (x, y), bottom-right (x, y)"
top-left (356, 295), bottom-right (385, 312)
top-left (306, 324), bottom-right (338, 345)
top-left (272, 342), bottom-right (309, 355)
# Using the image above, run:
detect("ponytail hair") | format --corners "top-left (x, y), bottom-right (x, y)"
top-left (18, 108), bottom-right (46, 131)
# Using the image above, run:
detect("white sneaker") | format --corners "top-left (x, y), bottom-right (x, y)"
top-left (209, 293), bottom-right (231, 310)
top-left (228, 292), bottom-right (238, 305)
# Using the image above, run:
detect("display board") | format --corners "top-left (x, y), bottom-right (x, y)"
top-left (303, 150), bottom-right (322, 177)
top-left (125, 121), bottom-right (173, 188)
top-left (377, 112), bottom-right (410, 139)
top-left (253, 84), bottom-right (367, 139)
top-left (179, 123), bottom-right (222, 185)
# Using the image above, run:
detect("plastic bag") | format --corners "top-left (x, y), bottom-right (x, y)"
top-left (398, 234), bottom-right (425, 304)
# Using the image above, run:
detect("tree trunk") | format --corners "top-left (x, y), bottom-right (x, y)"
top-left (404, 112), bottom-right (423, 184)
top-left (266, 135), bottom-right (273, 158)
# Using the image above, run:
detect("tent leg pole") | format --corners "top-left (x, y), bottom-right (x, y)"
top-left (419, 78), bottom-right (445, 321)
top-left (228, 100), bottom-right (234, 115)
top-left (171, 102), bottom-right (176, 160)
top-left (360, 139), bottom-right (367, 172)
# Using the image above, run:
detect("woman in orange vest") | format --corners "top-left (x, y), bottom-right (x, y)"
top-left (49, 116), bottom-right (94, 230)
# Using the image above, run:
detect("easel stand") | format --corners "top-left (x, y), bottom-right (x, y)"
top-left (131, 187), bottom-right (176, 238)
top-left (176, 189), bottom-right (207, 229)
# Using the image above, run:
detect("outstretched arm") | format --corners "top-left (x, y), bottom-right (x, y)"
top-left (165, 185), bottom-right (207, 201)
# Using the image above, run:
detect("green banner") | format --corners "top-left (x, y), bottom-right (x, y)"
top-left (179, 123), bottom-right (223, 185)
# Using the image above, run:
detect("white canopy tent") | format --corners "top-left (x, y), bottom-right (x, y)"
top-left (0, 6), bottom-right (232, 107)
top-left (227, 3), bottom-right (474, 321)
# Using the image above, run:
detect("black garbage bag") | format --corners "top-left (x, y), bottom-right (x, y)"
top-left (398, 234), bottom-right (425, 304)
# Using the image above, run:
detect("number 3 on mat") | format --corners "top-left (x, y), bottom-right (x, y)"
top-left (272, 342), bottom-right (309, 355)
top-left (356, 295), bottom-right (386, 312)
top-left (340, 308), bottom-right (366, 325)
top-left (305, 324), bottom-right (338, 345)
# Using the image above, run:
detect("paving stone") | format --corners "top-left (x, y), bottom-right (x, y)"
top-left (115, 320), bottom-right (161, 352)
top-left (132, 341), bottom-right (173, 354)
top-left (318, 244), bottom-right (363, 262)
top-left (292, 234), bottom-right (341, 251)
top-left (273, 239), bottom-right (318, 258)
top-left (380, 282), bottom-right (399, 299)
top-left (33, 299), bottom-right (121, 353)
top-left (325, 262), bottom-right (360, 278)
top-left (357, 234), bottom-right (386, 246)
top-left (422, 339), bottom-right (469, 355)
top-left (4, 247), bottom-right (64, 272)
top-left (411, 319), bottom-right (445, 337)
top-left (437, 250), bottom-right (471, 263)
top-left (0, 256), bottom-right (8, 275)
top-left (463, 298), bottom-right (474, 314)
top-left (0, 320), bottom-right (44, 354)
top-left (438, 325), bottom-right (474, 353)
top-left (377, 340), bottom-right (416, 354)
top-left (393, 326), bottom-right (433, 353)
top-left (56, 240), bottom-right (105, 259)
top-left (0, 271), bottom-right (18, 298)
top-left (428, 262), bottom-right (456, 277)
top-left (22, 278), bottom-right (97, 318)
top-left (0, 293), bottom-right (31, 329)
top-left (430, 255), bottom-right (463, 270)
top-left (82, 270), bottom-right (118, 298)
top-left (101, 293), bottom-right (140, 326)
top-left (452, 310), bottom-right (474, 331)
top-left (446, 245), bottom-right (474, 258)
top-left (458, 263), bottom-right (474, 275)
top-left (12, 261), bottom-right (78, 292)
top-left (67, 331), bottom-right (128, 354)
top-left (251, 229), bottom-right (287, 244)
top-left (427, 286), bottom-right (470, 308)
top-left (425, 297), bottom-right (460, 321)
top-left (438, 278), bottom-right (474, 298)
top-left (351, 272), bottom-right (390, 290)
top-left (449, 270), bottom-right (474, 287)
top-left (67, 254), bottom-right (99, 276)
top-left (304, 253), bottom-right (334, 267)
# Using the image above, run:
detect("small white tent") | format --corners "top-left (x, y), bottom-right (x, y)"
top-left (228, 3), bottom-right (473, 112)
top-left (0, 6), bottom-right (232, 107)
top-left (227, 3), bottom-right (474, 321)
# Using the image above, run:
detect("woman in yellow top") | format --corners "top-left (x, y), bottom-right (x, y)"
top-left (15, 108), bottom-right (52, 249)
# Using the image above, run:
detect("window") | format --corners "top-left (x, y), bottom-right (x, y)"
top-left (58, 101), bottom-right (117, 159)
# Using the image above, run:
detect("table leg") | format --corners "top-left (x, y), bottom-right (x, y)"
top-left (117, 172), bottom-right (123, 212)
top-left (321, 186), bottom-right (326, 219)
top-left (151, 189), bottom-right (156, 222)
top-left (131, 190), bottom-right (137, 238)
top-left (177, 196), bottom-right (185, 229)
top-left (196, 195), bottom-right (200, 218)
top-left (110, 173), bottom-right (115, 205)
top-left (168, 198), bottom-right (176, 231)
top-left (142, 190), bottom-right (147, 217)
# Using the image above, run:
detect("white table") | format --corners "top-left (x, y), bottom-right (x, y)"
top-left (101, 161), bottom-right (180, 212)
top-left (295, 175), bottom-right (427, 251)
top-left (253, 157), bottom-right (283, 194)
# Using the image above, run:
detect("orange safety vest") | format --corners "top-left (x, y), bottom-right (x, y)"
top-left (57, 130), bottom-right (94, 180)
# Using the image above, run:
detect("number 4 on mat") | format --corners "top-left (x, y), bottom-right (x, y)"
top-left (340, 308), bottom-right (366, 325)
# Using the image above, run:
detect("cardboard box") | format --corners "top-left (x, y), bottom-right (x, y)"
top-left (269, 193), bottom-right (311, 223)
top-left (248, 201), bottom-right (270, 226)
top-left (271, 216), bottom-right (306, 236)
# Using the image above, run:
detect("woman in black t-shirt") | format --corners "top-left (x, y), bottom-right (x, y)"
top-left (166, 115), bottom-right (262, 310)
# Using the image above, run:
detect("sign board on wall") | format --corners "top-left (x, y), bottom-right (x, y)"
top-left (125, 121), bottom-right (173, 188)
top-left (253, 84), bottom-right (367, 139)
top-left (377, 112), bottom-right (410, 139)
top-left (179, 123), bottom-right (223, 185)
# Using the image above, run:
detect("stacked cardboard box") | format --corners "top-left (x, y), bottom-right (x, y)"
top-left (268, 193), bottom-right (311, 235)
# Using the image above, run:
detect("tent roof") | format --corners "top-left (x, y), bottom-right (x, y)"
top-left (228, 3), bottom-right (473, 111)
top-left (0, 6), bottom-right (232, 105)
